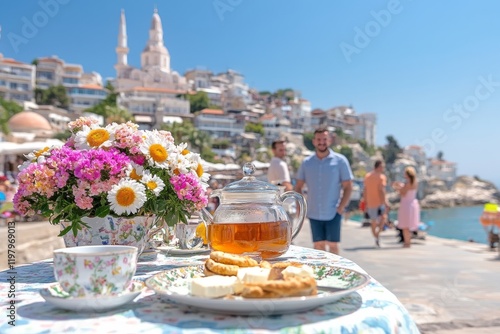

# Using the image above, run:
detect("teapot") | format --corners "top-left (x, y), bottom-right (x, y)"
top-left (200, 163), bottom-right (307, 259)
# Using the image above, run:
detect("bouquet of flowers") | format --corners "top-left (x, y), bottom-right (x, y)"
top-left (13, 116), bottom-right (209, 236)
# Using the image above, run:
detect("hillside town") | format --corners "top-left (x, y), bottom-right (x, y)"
top-left (0, 9), bottom-right (497, 209)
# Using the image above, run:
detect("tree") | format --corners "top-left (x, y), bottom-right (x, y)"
top-left (0, 97), bottom-right (23, 134)
top-left (334, 145), bottom-right (353, 165)
top-left (437, 151), bottom-right (444, 161)
top-left (244, 122), bottom-right (264, 135)
top-left (382, 135), bottom-right (402, 165)
top-left (34, 85), bottom-right (69, 109)
top-left (303, 132), bottom-right (315, 151)
top-left (85, 82), bottom-right (132, 123)
top-left (358, 139), bottom-right (376, 156)
top-left (185, 91), bottom-right (210, 113)
top-left (161, 121), bottom-right (216, 162)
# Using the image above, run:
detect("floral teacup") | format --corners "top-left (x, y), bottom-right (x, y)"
top-left (53, 245), bottom-right (138, 297)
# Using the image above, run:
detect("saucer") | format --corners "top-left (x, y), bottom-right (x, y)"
top-left (39, 280), bottom-right (145, 312)
top-left (156, 245), bottom-right (211, 255)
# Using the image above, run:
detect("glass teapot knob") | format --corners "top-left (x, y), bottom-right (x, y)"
top-left (242, 162), bottom-right (256, 177)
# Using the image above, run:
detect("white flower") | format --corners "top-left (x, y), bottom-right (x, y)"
top-left (139, 130), bottom-right (174, 169)
top-left (126, 162), bottom-right (144, 181)
top-left (74, 124), bottom-right (115, 149)
top-left (107, 179), bottom-right (146, 215)
top-left (169, 151), bottom-right (191, 175)
top-left (19, 147), bottom-right (50, 171)
top-left (190, 153), bottom-right (210, 184)
top-left (141, 172), bottom-right (165, 196)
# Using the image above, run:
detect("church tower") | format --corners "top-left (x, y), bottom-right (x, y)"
top-left (141, 8), bottom-right (170, 73)
top-left (115, 9), bottom-right (129, 77)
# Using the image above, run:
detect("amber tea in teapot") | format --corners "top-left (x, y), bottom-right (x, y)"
top-left (199, 163), bottom-right (307, 259)
top-left (208, 221), bottom-right (290, 258)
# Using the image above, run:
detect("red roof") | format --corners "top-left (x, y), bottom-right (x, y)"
top-left (430, 159), bottom-right (456, 165)
top-left (2, 58), bottom-right (24, 65)
top-left (201, 109), bottom-right (224, 115)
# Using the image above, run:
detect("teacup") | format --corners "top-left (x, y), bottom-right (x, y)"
top-left (174, 223), bottom-right (204, 250)
top-left (53, 245), bottom-right (138, 297)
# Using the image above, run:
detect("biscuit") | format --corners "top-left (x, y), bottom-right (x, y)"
top-left (241, 276), bottom-right (317, 298)
top-left (210, 251), bottom-right (259, 267)
top-left (259, 261), bottom-right (272, 269)
top-left (268, 262), bottom-right (304, 280)
top-left (205, 258), bottom-right (240, 276)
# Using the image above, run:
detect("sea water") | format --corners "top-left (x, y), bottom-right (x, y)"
top-left (351, 205), bottom-right (496, 245)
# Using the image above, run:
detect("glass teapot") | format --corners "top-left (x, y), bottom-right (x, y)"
top-left (200, 163), bottom-right (307, 259)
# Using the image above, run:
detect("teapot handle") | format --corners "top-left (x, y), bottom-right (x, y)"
top-left (280, 191), bottom-right (307, 240)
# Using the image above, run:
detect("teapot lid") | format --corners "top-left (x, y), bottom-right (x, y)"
top-left (221, 162), bottom-right (279, 195)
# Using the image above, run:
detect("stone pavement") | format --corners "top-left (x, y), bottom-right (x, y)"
top-left (293, 219), bottom-right (500, 334)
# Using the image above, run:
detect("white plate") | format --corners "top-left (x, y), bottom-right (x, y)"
top-left (146, 265), bottom-right (370, 315)
top-left (39, 280), bottom-right (145, 312)
top-left (156, 245), bottom-right (211, 255)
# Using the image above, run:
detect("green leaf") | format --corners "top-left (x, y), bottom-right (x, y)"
top-left (72, 223), bottom-right (79, 237)
top-left (95, 206), bottom-right (110, 217)
top-left (58, 225), bottom-right (72, 237)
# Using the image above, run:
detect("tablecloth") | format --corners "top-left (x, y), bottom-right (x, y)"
top-left (0, 245), bottom-right (419, 333)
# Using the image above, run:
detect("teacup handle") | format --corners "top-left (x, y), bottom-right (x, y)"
top-left (280, 191), bottom-right (307, 240)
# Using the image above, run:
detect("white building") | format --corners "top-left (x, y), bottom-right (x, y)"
top-left (35, 56), bottom-right (106, 112)
top-left (119, 86), bottom-right (190, 129)
top-left (185, 68), bottom-right (213, 90)
top-left (354, 113), bottom-right (377, 146)
top-left (0, 54), bottom-right (35, 104)
top-left (428, 159), bottom-right (457, 184)
top-left (289, 98), bottom-right (312, 133)
top-left (404, 145), bottom-right (427, 166)
top-left (113, 9), bottom-right (190, 128)
top-left (260, 113), bottom-right (291, 143)
top-left (194, 109), bottom-right (244, 138)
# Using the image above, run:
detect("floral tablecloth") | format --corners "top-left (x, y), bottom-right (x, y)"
top-left (0, 246), bottom-right (419, 333)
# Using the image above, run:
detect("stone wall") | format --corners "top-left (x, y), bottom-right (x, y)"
top-left (0, 221), bottom-right (65, 271)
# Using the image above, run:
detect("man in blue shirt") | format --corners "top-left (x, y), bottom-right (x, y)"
top-left (294, 128), bottom-right (353, 254)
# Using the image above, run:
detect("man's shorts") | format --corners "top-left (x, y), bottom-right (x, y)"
top-left (366, 206), bottom-right (384, 220)
top-left (309, 213), bottom-right (342, 242)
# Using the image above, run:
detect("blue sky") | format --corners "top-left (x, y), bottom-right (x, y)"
top-left (1, 0), bottom-right (499, 185)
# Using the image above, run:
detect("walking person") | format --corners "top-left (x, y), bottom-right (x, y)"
top-left (267, 139), bottom-right (292, 191)
top-left (363, 160), bottom-right (390, 247)
top-left (294, 128), bottom-right (353, 254)
top-left (392, 166), bottom-right (420, 248)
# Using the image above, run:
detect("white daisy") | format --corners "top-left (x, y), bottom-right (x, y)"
top-left (139, 130), bottom-right (173, 169)
top-left (19, 147), bottom-right (51, 171)
top-left (107, 179), bottom-right (146, 215)
top-left (126, 162), bottom-right (144, 181)
top-left (74, 124), bottom-right (115, 149)
top-left (190, 153), bottom-right (210, 184)
top-left (169, 150), bottom-right (191, 175)
top-left (141, 172), bottom-right (165, 196)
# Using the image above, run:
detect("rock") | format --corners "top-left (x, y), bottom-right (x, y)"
top-left (420, 176), bottom-right (500, 209)
top-left (424, 178), bottom-right (448, 196)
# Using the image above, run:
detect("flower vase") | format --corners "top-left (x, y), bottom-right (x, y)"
top-left (61, 215), bottom-right (156, 255)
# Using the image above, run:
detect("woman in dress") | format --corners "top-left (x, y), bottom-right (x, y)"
top-left (392, 167), bottom-right (420, 248)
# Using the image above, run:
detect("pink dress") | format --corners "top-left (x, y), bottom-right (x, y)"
top-left (397, 188), bottom-right (420, 231)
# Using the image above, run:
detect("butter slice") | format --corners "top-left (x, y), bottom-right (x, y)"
top-left (237, 267), bottom-right (271, 283)
top-left (190, 275), bottom-right (243, 298)
top-left (281, 265), bottom-right (314, 280)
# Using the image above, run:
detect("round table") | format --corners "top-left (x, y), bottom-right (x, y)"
top-left (0, 245), bottom-right (419, 333)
